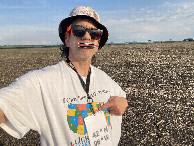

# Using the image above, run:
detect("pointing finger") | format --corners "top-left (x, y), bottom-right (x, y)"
top-left (108, 96), bottom-right (116, 102)
top-left (99, 102), bottom-right (112, 111)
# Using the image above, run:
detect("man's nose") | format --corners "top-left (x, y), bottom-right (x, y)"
top-left (81, 31), bottom-right (91, 41)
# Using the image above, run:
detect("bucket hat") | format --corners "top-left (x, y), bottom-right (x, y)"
top-left (59, 6), bottom-right (108, 49)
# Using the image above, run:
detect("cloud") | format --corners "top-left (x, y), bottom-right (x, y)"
top-left (1, 1), bottom-right (194, 45)
top-left (0, 25), bottom-right (61, 45)
top-left (101, 1), bottom-right (194, 43)
top-left (0, 0), bottom-right (49, 10)
top-left (20, 40), bottom-right (51, 45)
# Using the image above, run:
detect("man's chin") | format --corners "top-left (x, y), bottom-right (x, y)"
top-left (79, 54), bottom-right (94, 61)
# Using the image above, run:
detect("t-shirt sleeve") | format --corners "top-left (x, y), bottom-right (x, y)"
top-left (108, 77), bottom-right (126, 98)
top-left (0, 71), bottom-right (40, 139)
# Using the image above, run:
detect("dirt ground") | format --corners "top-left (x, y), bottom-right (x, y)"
top-left (0, 42), bottom-right (193, 145)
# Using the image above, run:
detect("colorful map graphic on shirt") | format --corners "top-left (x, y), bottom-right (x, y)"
top-left (67, 102), bottom-right (111, 135)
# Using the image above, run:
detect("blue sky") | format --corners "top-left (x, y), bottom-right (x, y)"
top-left (1, 0), bottom-right (194, 45)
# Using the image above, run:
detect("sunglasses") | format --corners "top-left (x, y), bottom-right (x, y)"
top-left (66, 24), bottom-right (103, 40)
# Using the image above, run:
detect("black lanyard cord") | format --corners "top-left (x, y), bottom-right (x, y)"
top-left (65, 57), bottom-right (93, 103)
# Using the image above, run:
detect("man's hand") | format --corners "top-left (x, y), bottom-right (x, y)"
top-left (99, 96), bottom-right (128, 116)
top-left (0, 108), bottom-right (7, 124)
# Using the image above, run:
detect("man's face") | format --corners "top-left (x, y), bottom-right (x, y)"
top-left (65, 19), bottom-right (100, 62)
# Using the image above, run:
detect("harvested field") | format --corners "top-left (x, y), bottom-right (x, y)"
top-left (0, 42), bottom-right (193, 145)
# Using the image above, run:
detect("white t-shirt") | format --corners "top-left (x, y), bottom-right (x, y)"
top-left (0, 61), bottom-right (126, 146)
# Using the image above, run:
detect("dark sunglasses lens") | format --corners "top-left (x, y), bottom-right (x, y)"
top-left (72, 25), bottom-right (85, 37)
top-left (89, 30), bottom-right (102, 40)
top-left (71, 25), bottom-right (102, 40)
top-left (72, 29), bottom-right (85, 37)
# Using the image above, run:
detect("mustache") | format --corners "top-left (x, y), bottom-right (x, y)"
top-left (75, 43), bottom-right (99, 49)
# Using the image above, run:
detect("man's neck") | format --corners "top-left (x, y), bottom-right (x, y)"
top-left (68, 57), bottom-right (91, 77)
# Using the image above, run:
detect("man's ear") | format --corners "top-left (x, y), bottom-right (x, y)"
top-left (65, 34), bottom-right (70, 47)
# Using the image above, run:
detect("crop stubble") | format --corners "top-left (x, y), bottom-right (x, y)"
top-left (0, 42), bottom-right (193, 145)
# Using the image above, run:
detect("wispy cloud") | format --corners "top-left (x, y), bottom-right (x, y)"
top-left (1, 0), bottom-right (194, 45)
top-left (0, 0), bottom-right (49, 10)
top-left (0, 25), bottom-right (60, 45)
top-left (102, 1), bottom-right (194, 43)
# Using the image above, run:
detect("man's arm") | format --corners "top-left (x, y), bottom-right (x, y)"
top-left (0, 108), bottom-right (7, 124)
top-left (99, 96), bottom-right (128, 116)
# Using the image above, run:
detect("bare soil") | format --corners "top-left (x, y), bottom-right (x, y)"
top-left (0, 42), bottom-right (193, 145)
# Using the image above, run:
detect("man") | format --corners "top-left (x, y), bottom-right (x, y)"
top-left (0, 6), bottom-right (128, 145)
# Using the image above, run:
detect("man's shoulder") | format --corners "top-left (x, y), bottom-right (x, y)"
top-left (91, 65), bottom-right (106, 75)
top-left (91, 65), bottom-right (112, 79)
top-left (33, 61), bottom-right (64, 75)
top-left (39, 61), bottom-right (63, 72)
top-left (19, 61), bottom-right (64, 81)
